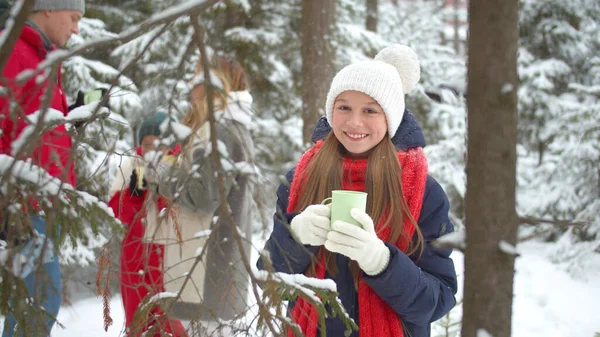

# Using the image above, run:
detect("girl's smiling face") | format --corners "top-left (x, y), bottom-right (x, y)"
top-left (331, 90), bottom-right (388, 158)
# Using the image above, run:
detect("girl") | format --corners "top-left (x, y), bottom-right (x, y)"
top-left (108, 111), bottom-right (187, 337)
top-left (144, 54), bottom-right (255, 324)
top-left (258, 45), bottom-right (458, 337)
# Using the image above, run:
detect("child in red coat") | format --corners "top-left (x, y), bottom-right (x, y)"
top-left (108, 112), bottom-right (186, 337)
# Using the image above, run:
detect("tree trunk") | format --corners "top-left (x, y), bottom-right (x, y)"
top-left (301, 0), bottom-right (335, 145)
top-left (462, 0), bottom-right (519, 336)
top-left (366, 0), bottom-right (378, 32)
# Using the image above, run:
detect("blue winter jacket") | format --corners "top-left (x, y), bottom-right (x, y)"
top-left (257, 111), bottom-right (457, 337)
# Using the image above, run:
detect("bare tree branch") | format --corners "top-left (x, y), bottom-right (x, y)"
top-left (165, 38), bottom-right (196, 117)
top-left (149, 14), bottom-right (225, 322)
top-left (518, 216), bottom-right (590, 227)
top-left (189, 14), bottom-right (281, 335)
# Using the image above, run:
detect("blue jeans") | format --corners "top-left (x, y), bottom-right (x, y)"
top-left (2, 217), bottom-right (62, 337)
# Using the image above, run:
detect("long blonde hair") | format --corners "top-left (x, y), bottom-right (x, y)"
top-left (294, 133), bottom-right (425, 287)
top-left (181, 54), bottom-right (249, 138)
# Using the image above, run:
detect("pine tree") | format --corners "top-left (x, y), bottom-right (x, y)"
top-left (516, 0), bottom-right (600, 265)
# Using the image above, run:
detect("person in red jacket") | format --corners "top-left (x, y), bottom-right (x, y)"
top-left (0, 1), bottom-right (84, 336)
top-left (108, 112), bottom-right (187, 337)
top-left (0, 1), bottom-right (82, 185)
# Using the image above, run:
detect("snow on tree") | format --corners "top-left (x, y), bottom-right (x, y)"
top-left (516, 0), bottom-right (600, 278)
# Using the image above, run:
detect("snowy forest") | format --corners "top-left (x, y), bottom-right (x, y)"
top-left (0, 0), bottom-right (599, 336)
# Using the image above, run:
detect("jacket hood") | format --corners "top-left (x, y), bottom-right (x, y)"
top-left (311, 108), bottom-right (426, 151)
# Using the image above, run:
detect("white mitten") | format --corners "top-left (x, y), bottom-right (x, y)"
top-left (290, 204), bottom-right (331, 246)
top-left (325, 208), bottom-right (391, 276)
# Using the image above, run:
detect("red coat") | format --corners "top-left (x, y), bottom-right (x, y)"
top-left (0, 25), bottom-right (76, 186)
top-left (108, 148), bottom-right (186, 337)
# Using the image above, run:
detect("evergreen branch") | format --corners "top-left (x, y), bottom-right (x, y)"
top-left (568, 83), bottom-right (600, 96)
top-left (0, 273), bottom-right (65, 335)
top-left (95, 242), bottom-right (114, 331)
top-left (0, 158), bottom-right (119, 335)
top-left (0, 155), bottom-right (121, 247)
top-left (255, 265), bottom-right (358, 336)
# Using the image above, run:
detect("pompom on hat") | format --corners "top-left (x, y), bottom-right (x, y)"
top-left (325, 44), bottom-right (421, 137)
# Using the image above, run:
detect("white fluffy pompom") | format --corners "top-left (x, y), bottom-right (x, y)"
top-left (374, 44), bottom-right (421, 94)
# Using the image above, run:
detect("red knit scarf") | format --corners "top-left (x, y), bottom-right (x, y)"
top-left (287, 141), bottom-right (428, 337)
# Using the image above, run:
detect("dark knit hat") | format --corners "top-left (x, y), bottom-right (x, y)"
top-left (33, 0), bottom-right (85, 14)
top-left (137, 111), bottom-right (175, 144)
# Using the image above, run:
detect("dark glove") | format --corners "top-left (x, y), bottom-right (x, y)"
top-left (68, 88), bottom-right (110, 111)
top-left (69, 88), bottom-right (110, 128)
top-left (129, 169), bottom-right (147, 197)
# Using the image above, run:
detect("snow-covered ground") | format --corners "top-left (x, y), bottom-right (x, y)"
top-left (2, 240), bottom-right (599, 337)
top-left (511, 242), bottom-right (600, 336)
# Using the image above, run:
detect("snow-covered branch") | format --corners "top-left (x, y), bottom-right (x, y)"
top-left (0, 154), bottom-right (120, 226)
top-left (498, 240), bottom-right (520, 257)
top-left (253, 268), bottom-right (337, 303)
top-left (432, 230), bottom-right (466, 251)
top-left (569, 83), bottom-right (600, 96)
top-left (477, 329), bottom-right (494, 337)
top-left (9, 104), bottom-right (110, 157)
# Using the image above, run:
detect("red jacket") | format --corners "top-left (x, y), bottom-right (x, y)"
top-left (107, 148), bottom-right (186, 337)
top-left (0, 25), bottom-right (76, 186)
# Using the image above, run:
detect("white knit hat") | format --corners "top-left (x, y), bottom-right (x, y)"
top-left (325, 44), bottom-right (420, 137)
top-left (33, 0), bottom-right (85, 14)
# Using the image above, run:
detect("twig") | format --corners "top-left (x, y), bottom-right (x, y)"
top-left (155, 16), bottom-right (222, 316)
top-left (518, 216), bottom-right (589, 227)
top-left (166, 40), bottom-right (196, 117)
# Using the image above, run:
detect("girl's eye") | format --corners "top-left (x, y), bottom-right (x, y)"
top-left (336, 105), bottom-right (350, 111)
top-left (364, 108), bottom-right (378, 114)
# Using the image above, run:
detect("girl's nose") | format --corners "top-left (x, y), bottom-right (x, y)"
top-left (347, 111), bottom-right (363, 127)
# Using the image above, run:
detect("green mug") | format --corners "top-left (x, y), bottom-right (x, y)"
top-left (83, 89), bottom-right (104, 105)
top-left (322, 190), bottom-right (368, 228)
